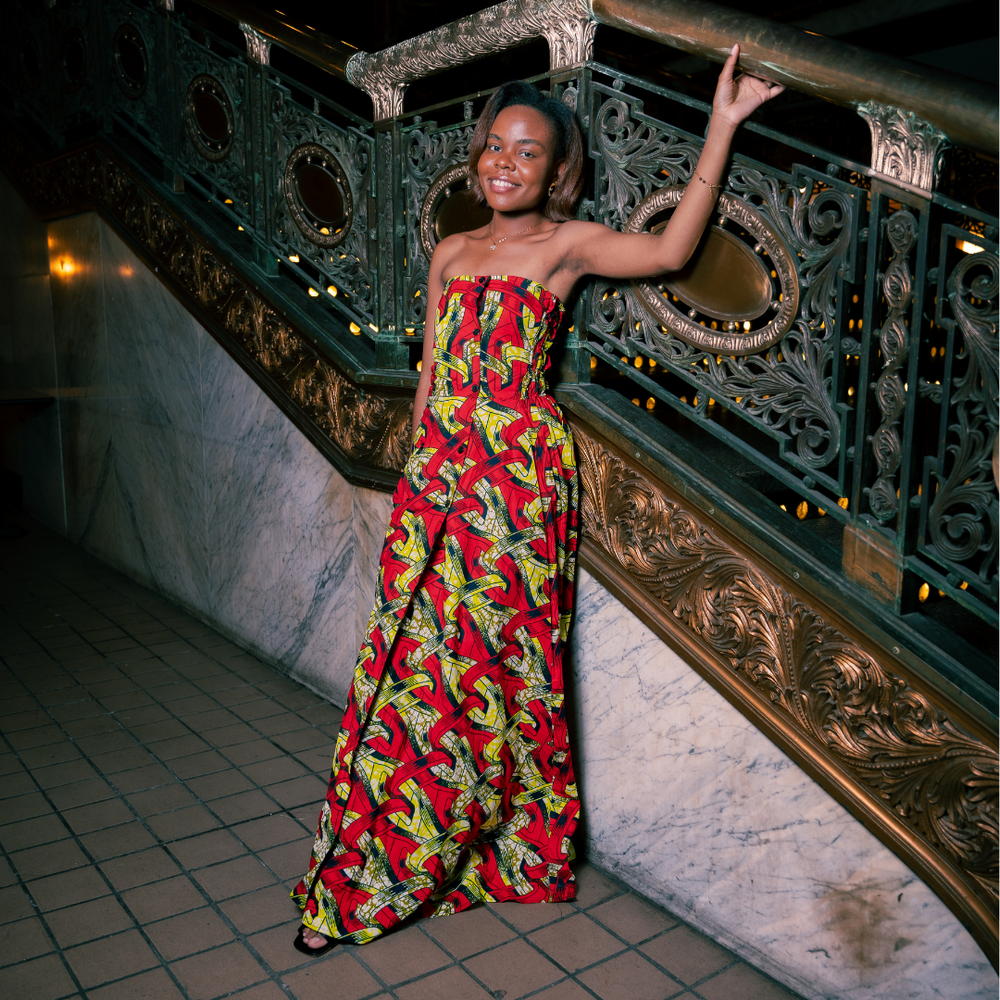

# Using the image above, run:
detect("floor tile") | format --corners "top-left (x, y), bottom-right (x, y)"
top-left (0, 952), bottom-right (77, 1000)
top-left (489, 899), bottom-right (576, 933)
top-left (578, 949), bottom-right (683, 1000)
top-left (589, 892), bottom-right (678, 944)
top-left (100, 847), bottom-right (182, 890)
top-left (256, 839), bottom-right (313, 880)
top-left (221, 740), bottom-right (285, 766)
top-left (395, 964), bottom-right (495, 1000)
top-left (27, 865), bottom-right (111, 910)
top-left (357, 924), bottom-right (451, 985)
top-left (219, 884), bottom-right (301, 934)
top-left (0, 883), bottom-right (35, 923)
top-left (528, 913), bottom-right (624, 973)
top-left (640, 925), bottom-right (735, 984)
top-left (240, 756), bottom-right (309, 786)
top-left (64, 927), bottom-right (159, 988)
top-left (45, 895), bottom-right (135, 947)
top-left (170, 941), bottom-right (267, 998)
top-left (109, 764), bottom-right (176, 794)
top-left (47, 776), bottom-right (116, 810)
top-left (422, 905), bottom-right (517, 959)
top-left (231, 814), bottom-right (309, 851)
top-left (464, 936), bottom-right (564, 998)
top-left (62, 797), bottom-right (135, 834)
top-left (0, 812), bottom-right (71, 852)
top-left (185, 768), bottom-right (255, 800)
top-left (79, 821), bottom-right (158, 861)
top-left (144, 907), bottom-right (236, 961)
top-left (191, 855), bottom-right (277, 901)
top-left (10, 838), bottom-right (90, 880)
top-left (168, 829), bottom-right (246, 869)
top-left (694, 962), bottom-right (800, 1000)
top-left (209, 789), bottom-right (278, 825)
top-left (121, 876), bottom-right (206, 923)
top-left (148, 804), bottom-right (223, 841)
top-left (85, 967), bottom-right (186, 1000)
top-left (0, 916), bottom-right (56, 965)
top-left (281, 952), bottom-right (381, 1000)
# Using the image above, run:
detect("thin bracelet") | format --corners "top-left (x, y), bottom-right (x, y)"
top-left (693, 169), bottom-right (723, 192)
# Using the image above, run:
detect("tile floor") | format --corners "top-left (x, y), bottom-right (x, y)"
top-left (0, 514), bottom-right (804, 1000)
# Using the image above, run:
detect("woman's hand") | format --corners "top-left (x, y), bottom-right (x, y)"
top-left (712, 44), bottom-right (784, 129)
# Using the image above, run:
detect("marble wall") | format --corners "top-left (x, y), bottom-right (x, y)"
top-left (0, 175), bottom-right (369, 703)
top-left (2, 174), bottom-right (994, 999)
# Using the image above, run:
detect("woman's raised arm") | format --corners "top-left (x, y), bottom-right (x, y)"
top-left (561, 45), bottom-right (784, 282)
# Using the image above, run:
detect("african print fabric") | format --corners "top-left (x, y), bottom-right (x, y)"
top-left (292, 275), bottom-right (579, 945)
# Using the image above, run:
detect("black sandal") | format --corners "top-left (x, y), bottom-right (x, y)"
top-left (293, 926), bottom-right (336, 957)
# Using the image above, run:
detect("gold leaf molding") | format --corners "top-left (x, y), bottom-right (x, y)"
top-left (572, 425), bottom-right (998, 961)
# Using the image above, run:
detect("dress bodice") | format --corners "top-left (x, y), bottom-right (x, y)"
top-left (431, 275), bottom-right (565, 405)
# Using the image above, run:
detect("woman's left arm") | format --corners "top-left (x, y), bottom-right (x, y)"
top-left (563, 45), bottom-right (784, 280)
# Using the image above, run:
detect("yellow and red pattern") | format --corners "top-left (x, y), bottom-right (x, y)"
top-left (293, 275), bottom-right (579, 943)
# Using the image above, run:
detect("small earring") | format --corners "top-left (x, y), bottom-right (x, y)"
top-left (548, 182), bottom-right (557, 197)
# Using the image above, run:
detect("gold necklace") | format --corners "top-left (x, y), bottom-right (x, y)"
top-left (489, 217), bottom-right (544, 251)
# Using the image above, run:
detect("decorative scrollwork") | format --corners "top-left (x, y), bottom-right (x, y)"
top-left (575, 426), bottom-right (998, 910)
top-left (625, 186), bottom-right (799, 356)
top-left (268, 85), bottom-right (373, 324)
top-left (592, 95), bottom-right (700, 232)
top-left (857, 101), bottom-right (948, 193)
top-left (868, 209), bottom-right (917, 522)
top-left (183, 74), bottom-right (234, 163)
top-left (345, 0), bottom-right (593, 119)
top-left (403, 122), bottom-right (476, 329)
top-left (926, 246), bottom-right (999, 584)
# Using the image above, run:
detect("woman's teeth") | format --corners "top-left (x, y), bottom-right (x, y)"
top-left (491, 179), bottom-right (516, 191)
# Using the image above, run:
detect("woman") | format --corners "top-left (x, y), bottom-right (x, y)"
top-left (293, 44), bottom-right (782, 954)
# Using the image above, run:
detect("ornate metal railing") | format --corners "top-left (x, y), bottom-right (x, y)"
top-left (5, 0), bottom-right (998, 962)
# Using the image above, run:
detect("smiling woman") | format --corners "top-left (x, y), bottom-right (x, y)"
top-left (292, 46), bottom-right (784, 956)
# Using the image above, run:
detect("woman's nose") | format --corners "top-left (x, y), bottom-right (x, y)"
top-left (494, 150), bottom-right (512, 169)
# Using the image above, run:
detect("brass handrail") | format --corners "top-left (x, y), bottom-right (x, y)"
top-left (193, 0), bottom-right (998, 152)
top-left (192, 0), bottom-right (357, 78)
top-left (590, 0), bottom-right (997, 155)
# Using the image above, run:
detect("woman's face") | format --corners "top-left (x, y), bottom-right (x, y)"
top-left (477, 104), bottom-right (563, 213)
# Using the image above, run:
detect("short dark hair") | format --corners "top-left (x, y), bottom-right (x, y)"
top-left (468, 81), bottom-right (584, 223)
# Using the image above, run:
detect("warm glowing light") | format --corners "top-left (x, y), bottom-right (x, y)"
top-left (308, 287), bottom-right (319, 297)
top-left (838, 497), bottom-right (849, 509)
top-left (648, 358), bottom-right (656, 368)
top-left (634, 356), bottom-right (643, 368)
top-left (237, 225), bottom-right (245, 232)
top-left (780, 504), bottom-right (787, 512)
top-left (960, 581), bottom-right (969, 590)
top-left (368, 323), bottom-right (379, 333)
top-left (957, 239), bottom-right (984, 255)
top-left (327, 285), bottom-right (338, 297)
top-left (632, 397), bottom-right (640, 406)
top-left (416, 360), bottom-right (422, 372)
top-left (818, 508), bottom-right (826, 517)
top-left (55, 256), bottom-right (76, 276)
top-left (119, 265), bottom-right (134, 278)
top-left (319, 227), bottom-right (330, 235)
top-left (796, 501), bottom-right (808, 520)
top-left (918, 583), bottom-right (930, 602)
top-left (288, 254), bottom-right (300, 263)
top-left (645, 397), bottom-right (655, 410)
top-left (350, 322), bottom-right (361, 335)
top-left (590, 356), bottom-right (597, 369)
top-left (405, 327), bottom-right (415, 336)
top-left (224, 198), bottom-right (233, 205)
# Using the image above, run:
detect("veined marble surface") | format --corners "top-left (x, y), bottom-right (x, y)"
top-left (568, 566), bottom-right (996, 1000)
top-left (5, 183), bottom-right (995, 1000)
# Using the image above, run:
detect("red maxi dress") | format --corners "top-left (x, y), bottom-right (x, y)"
top-left (292, 275), bottom-right (580, 944)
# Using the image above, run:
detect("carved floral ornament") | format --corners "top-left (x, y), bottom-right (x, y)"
top-left (572, 426), bottom-right (999, 948)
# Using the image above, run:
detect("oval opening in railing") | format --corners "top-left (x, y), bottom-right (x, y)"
top-left (112, 24), bottom-right (148, 100)
top-left (184, 74), bottom-right (234, 162)
top-left (626, 186), bottom-right (799, 356)
top-left (283, 143), bottom-right (353, 248)
top-left (419, 163), bottom-right (493, 262)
